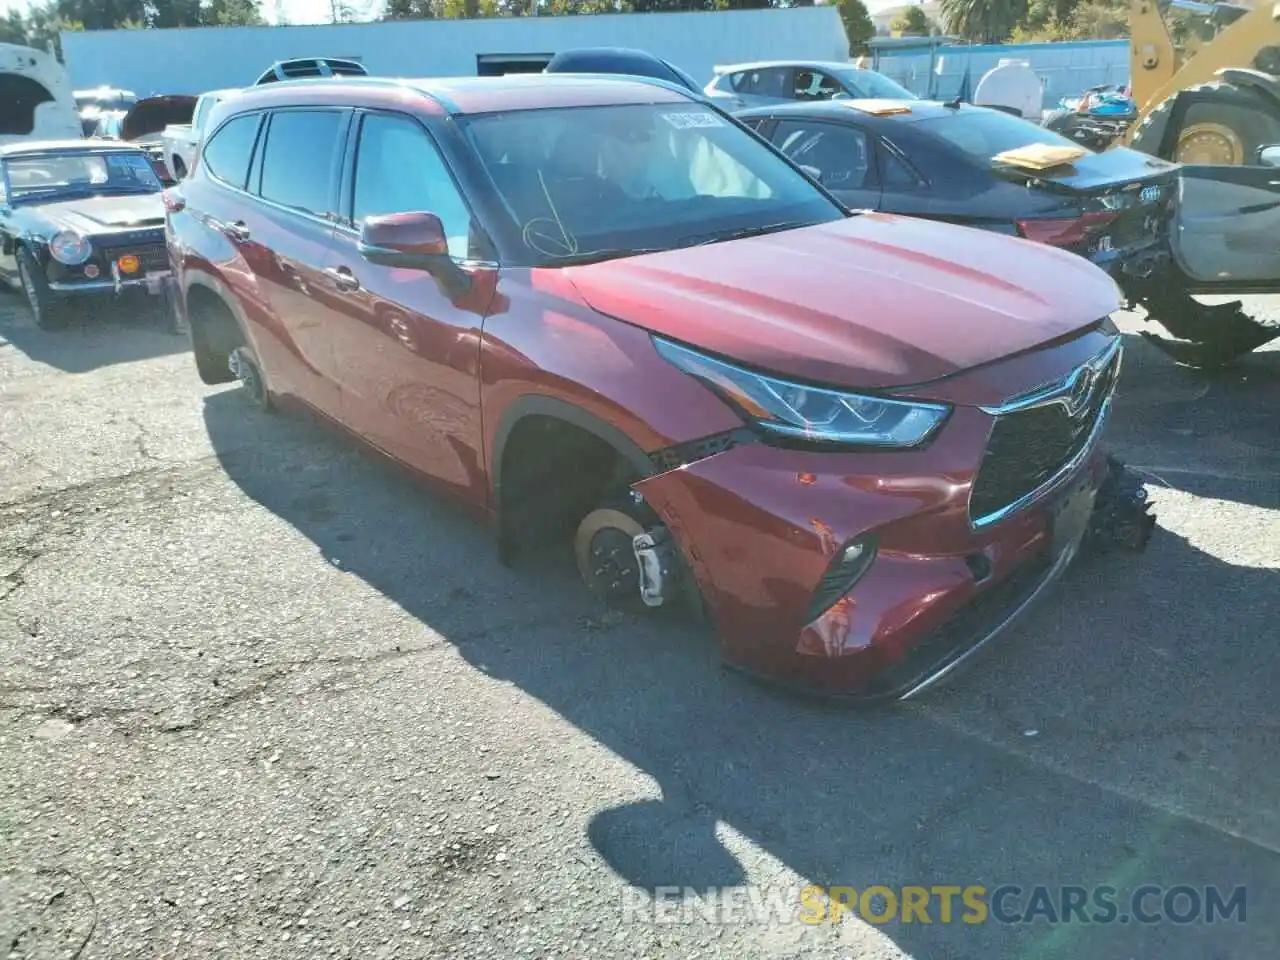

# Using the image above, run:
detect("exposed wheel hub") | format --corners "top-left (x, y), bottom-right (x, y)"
top-left (574, 507), bottom-right (646, 610)
top-left (230, 347), bottom-right (268, 409)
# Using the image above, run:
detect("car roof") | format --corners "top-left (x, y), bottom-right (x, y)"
top-left (226, 73), bottom-right (693, 116)
top-left (0, 140), bottom-right (148, 157)
top-left (715, 61), bottom-right (869, 75)
top-left (735, 98), bottom-right (976, 127)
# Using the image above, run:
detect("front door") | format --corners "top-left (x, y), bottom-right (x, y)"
top-left (1173, 155), bottom-right (1280, 292)
top-left (323, 110), bottom-right (493, 504)
top-left (768, 118), bottom-right (883, 210)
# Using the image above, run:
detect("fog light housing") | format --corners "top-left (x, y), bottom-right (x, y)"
top-left (804, 535), bottom-right (878, 623)
top-left (83, 264), bottom-right (100, 279)
top-left (117, 254), bottom-right (141, 275)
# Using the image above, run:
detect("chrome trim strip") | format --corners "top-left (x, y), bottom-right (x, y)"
top-left (969, 339), bottom-right (1123, 529)
top-left (896, 539), bottom-right (1080, 701)
top-left (50, 272), bottom-right (171, 292)
top-left (979, 336), bottom-right (1122, 417)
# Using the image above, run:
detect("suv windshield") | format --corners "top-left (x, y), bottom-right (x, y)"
top-left (917, 108), bottom-right (1084, 160)
top-left (5, 151), bottom-right (163, 202)
top-left (460, 102), bottom-right (843, 266)
top-left (832, 68), bottom-right (917, 101)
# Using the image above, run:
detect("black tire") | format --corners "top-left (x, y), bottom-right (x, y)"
top-left (1042, 107), bottom-right (1074, 132)
top-left (16, 247), bottom-right (69, 330)
top-left (1130, 81), bottom-right (1280, 164)
top-left (231, 346), bottom-right (273, 413)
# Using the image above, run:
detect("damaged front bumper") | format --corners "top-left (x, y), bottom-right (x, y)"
top-left (633, 417), bottom-right (1154, 704)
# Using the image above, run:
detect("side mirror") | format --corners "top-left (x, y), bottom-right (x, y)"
top-left (357, 211), bottom-right (471, 297)
top-left (1256, 145), bottom-right (1280, 168)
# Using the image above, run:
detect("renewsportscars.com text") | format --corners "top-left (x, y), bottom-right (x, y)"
top-left (620, 884), bottom-right (1247, 926)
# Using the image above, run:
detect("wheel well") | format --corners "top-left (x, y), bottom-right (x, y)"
top-left (186, 285), bottom-right (245, 385)
top-left (496, 413), bottom-right (648, 564)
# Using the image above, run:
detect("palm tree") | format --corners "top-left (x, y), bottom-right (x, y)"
top-left (941, 0), bottom-right (1027, 42)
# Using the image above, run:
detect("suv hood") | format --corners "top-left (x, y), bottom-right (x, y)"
top-left (564, 213), bottom-right (1121, 390)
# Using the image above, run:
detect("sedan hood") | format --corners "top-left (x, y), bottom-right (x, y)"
top-left (564, 214), bottom-right (1122, 390)
top-left (38, 195), bottom-right (166, 233)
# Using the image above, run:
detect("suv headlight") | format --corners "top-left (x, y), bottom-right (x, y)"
top-left (49, 231), bottom-right (92, 265)
top-left (654, 337), bottom-right (950, 448)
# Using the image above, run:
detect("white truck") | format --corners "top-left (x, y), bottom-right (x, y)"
top-left (160, 88), bottom-right (240, 182)
top-left (0, 43), bottom-right (83, 146)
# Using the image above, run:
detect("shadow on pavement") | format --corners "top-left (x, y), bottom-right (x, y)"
top-left (1111, 333), bottom-right (1279, 510)
top-left (202, 388), bottom-right (1280, 960)
top-left (0, 295), bottom-right (185, 373)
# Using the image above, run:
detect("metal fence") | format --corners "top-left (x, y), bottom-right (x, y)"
top-left (868, 39), bottom-right (1131, 111)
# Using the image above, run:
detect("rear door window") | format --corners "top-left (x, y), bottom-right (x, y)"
top-left (743, 68), bottom-right (791, 98)
top-left (201, 113), bottom-right (262, 189)
top-left (257, 109), bottom-right (347, 218)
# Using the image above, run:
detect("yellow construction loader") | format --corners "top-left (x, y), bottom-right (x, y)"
top-left (1115, 1), bottom-right (1280, 364)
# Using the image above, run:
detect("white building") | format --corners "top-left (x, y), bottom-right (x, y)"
top-left (60, 7), bottom-right (850, 97)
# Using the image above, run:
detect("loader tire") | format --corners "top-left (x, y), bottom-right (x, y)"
top-left (1130, 81), bottom-right (1280, 165)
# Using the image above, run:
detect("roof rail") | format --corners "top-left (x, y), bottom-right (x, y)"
top-left (253, 58), bottom-right (369, 86)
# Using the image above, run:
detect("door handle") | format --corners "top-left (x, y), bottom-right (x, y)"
top-left (324, 266), bottom-right (360, 292)
top-left (224, 220), bottom-right (250, 242)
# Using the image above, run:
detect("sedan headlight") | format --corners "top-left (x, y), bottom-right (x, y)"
top-left (49, 231), bottom-right (92, 265)
top-left (653, 337), bottom-right (950, 448)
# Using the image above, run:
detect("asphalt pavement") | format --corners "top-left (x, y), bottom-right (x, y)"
top-left (1, 293), bottom-right (1277, 960)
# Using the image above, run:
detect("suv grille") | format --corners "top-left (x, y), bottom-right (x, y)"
top-left (969, 344), bottom-right (1121, 524)
top-left (99, 242), bottom-right (169, 276)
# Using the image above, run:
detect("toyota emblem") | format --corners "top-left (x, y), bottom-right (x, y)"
top-left (1067, 368), bottom-right (1095, 415)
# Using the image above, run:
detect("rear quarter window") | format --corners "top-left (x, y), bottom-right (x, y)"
top-left (202, 113), bottom-right (262, 189)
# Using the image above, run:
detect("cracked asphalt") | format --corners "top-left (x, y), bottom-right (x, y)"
top-left (1, 293), bottom-right (1278, 960)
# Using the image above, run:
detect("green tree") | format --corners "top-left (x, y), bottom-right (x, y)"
top-left (837, 0), bottom-right (873, 53)
top-left (891, 3), bottom-right (931, 34)
top-left (941, 0), bottom-right (1027, 42)
top-left (1, 11), bottom-right (27, 44)
top-left (204, 0), bottom-right (266, 24)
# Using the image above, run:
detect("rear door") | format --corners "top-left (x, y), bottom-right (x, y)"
top-left (245, 106), bottom-right (351, 418)
top-left (737, 67), bottom-right (794, 109)
top-left (764, 117), bottom-right (883, 210)
top-left (1172, 155), bottom-right (1280, 292)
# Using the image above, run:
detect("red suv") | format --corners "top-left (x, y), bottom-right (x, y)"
top-left (166, 75), bottom-right (1126, 701)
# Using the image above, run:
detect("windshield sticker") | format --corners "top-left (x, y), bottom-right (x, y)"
top-left (660, 111), bottom-right (724, 130)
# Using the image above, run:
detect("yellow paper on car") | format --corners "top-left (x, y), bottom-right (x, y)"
top-left (843, 100), bottom-right (913, 116)
top-left (992, 142), bottom-right (1089, 170)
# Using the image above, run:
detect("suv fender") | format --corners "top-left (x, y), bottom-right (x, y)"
top-left (491, 394), bottom-right (656, 500)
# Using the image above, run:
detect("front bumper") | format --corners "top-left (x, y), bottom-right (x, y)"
top-left (634, 347), bottom-right (1118, 702)
top-left (48, 270), bottom-right (173, 298)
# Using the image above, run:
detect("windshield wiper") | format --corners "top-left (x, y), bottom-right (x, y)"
top-left (678, 220), bottom-right (815, 247)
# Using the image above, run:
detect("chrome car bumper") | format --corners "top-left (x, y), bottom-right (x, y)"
top-left (48, 271), bottom-right (173, 296)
